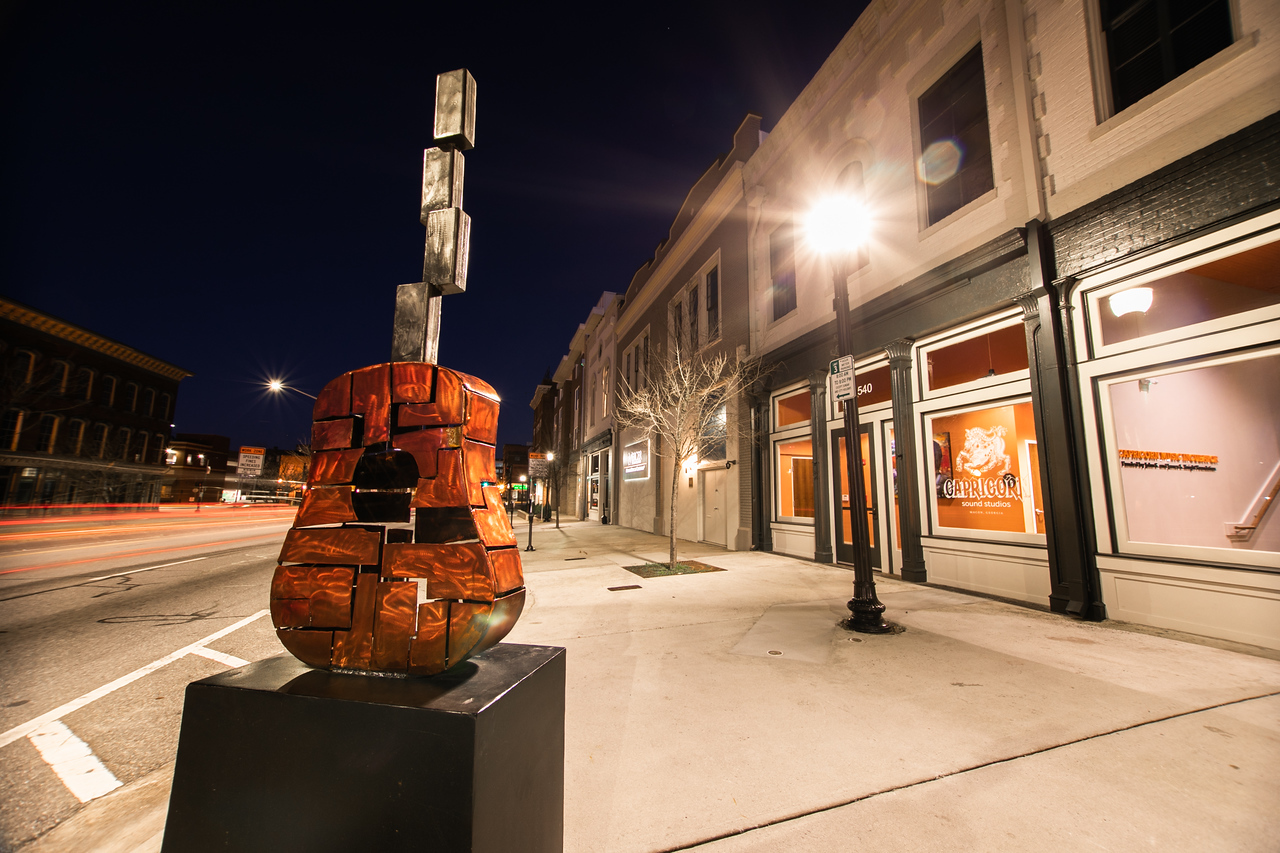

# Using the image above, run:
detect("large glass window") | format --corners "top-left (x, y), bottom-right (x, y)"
top-left (1101, 0), bottom-right (1233, 115)
top-left (918, 44), bottom-right (994, 225)
top-left (1104, 350), bottom-right (1279, 554)
top-left (776, 438), bottom-right (815, 520)
top-left (928, 400), bottom-right (1045, 535)
top-left (774, 388), bottom-right (811, 430)
top-left (1097, 240), bottom-right (1280, 347)
top-left (925, 324), bottom-right (1028, 392)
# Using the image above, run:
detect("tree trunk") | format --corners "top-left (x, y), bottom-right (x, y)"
top-left (668, 454), bottom-right (679, 569)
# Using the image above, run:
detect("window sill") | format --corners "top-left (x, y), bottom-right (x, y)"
top-left (1088, 31), bottom-right (1260, 142)
top-left (917, 187), bottom-right (999, 240)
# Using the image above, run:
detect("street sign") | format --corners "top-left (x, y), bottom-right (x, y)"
top-left (528, 452), bottom-right (551, 478)
top-left (238, 446), bottom-right (265, 477)
top-left (830, 356), bottom-right (855, 402)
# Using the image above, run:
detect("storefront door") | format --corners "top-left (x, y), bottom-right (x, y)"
top-left (832, 424), bottom-right (881, 570)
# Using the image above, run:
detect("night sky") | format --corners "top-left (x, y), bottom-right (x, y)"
top-left (1, 1), bottom-right (867, 454)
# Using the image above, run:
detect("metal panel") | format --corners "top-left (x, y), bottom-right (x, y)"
top-left (313, 373), bottom-right (351, 420)
top-left (308, 448), bottom-right (364, 485)
top-left (311, 418), bottom-right (355, 451)
top-left (279, 527), bottom-right (380, 565)
top-left (422, 207), bottom-right (470, 295)
top-left (421, 147), bottom-right (465, 219)
top-left (294, 486), bottom-right (357, 527)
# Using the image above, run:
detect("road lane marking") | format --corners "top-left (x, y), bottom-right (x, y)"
top-left (89, 557), bottom-right (207, 582)
top-left (27, 720), bottom-right (123, 803)
top-left (189, 647), bottom-right (249, 668)
top-left (0, 609), bottom-right (270, 749)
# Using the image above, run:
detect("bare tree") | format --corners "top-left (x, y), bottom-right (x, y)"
top-left (615, 343), bottom-right (760, 569)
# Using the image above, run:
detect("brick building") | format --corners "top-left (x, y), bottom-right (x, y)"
top-left (0, 296), bottom-right (191, 509)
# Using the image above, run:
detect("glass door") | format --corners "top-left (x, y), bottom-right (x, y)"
top-left (831, 425), bottom-right (879, 568)
top-left (883, 421), bottom-right (902, 573)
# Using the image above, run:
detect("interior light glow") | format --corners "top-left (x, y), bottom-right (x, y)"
top-left (1108, 286), bottom-right (1153, 317)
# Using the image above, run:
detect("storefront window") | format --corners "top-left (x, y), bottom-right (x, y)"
top-left (835, 364), bottom-right (891, 414)
top-left (776, 438), bottom-right (814, 520)
top-left (1098, 241), bottom-right (1280, 347)
top-left (775, 388), bottom-right (811, 429)
top-left (925, 324), bottom-right (1027, 392)
top-left (929, 400), bottom-right (1044, 535)
top-left (1105, 351), bottom-right (1280, 553)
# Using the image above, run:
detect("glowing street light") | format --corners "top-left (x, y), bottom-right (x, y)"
top-left (808, 193), bottom-right (894, 634)
top-left (266, 379), bottom-right (317, 400)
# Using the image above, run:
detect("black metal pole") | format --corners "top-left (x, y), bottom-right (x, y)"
top-left (525, 481), bottom-right (535, 552)
top-left (832, 257), bottom-right (892, 633)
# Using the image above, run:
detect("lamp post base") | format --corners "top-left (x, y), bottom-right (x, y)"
top-left (842, 594), bottom-right (896, 634)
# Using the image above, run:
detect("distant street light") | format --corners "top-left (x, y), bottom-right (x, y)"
top-left (807, 193), bottom-right (893, 634)
top-left (266, 379), bottom-right (317, 400)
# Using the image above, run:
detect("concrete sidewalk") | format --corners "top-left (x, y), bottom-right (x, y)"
top-left (29, 519), bottom-right (1280, 852)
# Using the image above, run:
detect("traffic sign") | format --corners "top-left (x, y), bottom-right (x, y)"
top-left (528, 452), bottom-right (551, 478)
top-left (830, 356), bottom-right (855, 402)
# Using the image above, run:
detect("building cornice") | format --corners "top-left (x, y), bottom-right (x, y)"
top-left (0, 298), bottom-right (193, 381)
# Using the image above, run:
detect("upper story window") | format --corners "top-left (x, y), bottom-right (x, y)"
top-left (1, 410), bottom-right (24, 451)
top-left (11, 350), bottom-right (36, 386)
top-left (601, 363), bottom-right (610, 417)
top-left (101, 375), bottom-right (118, 407)
top-left (39, 415), bottom-right (59, 453)
top-left (769, 223), bottom-right (797, 321)
top-left (706, 266), bottom-right (720, 339)
top-left (50, 361), bottom-right (71, 394)
top-left (159, 393), bottom-right (171, 421)
top-left (144, 388), bottom-right (156, 417)
top-left (1100, 0), bottom-right (1234, 115)
top-left (671, 260), bottom-right (722, 352)
top-left (125, 382), bottom-right (140, 412)
top-left (918, 44), bottom-right (994, 226)
top-left (75, 368), bottom-right (94, 401)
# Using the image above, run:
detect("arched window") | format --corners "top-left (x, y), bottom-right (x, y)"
top-left (39, 415), bottom-right (59, 453)
top-left (68, 419), bottom-right (87, 455)
top-left (75, 368), bottom-right (94, 401)
top-left (144, 388), bottom-right (156, 417)
top-left (50, 361), bottom-right (71, 395)
top-left (125, 382), bottom-right (140, 412)
top-left (1, 410), bottom-right (24, 450)
top-left (117, 428), bottom-right (132, 460)
top-left (101, 376), bottom-right (118, 406)
top-left (12, 350), bottom-right (37, 385)
top-left (91, 424), bottom-right (110, 458)
top-left (136, 432), bottom-right (149, 463)
top-left (159, 393), bottom-right (171, 421)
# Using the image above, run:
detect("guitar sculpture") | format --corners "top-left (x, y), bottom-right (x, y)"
top-left (270, 69), bottom-right (524, 676)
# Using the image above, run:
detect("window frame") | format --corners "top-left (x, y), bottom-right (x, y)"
top-left (768, 221), bottom-right (797, 323)
top-left (915, 41), bottom-right (995, 228)
top-left (917, 309), bottom-right (1030, 401)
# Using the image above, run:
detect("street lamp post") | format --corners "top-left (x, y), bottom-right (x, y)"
top-left (267, 380), bottom-right (317, 400)
top-left (809, 196), bottom-right (894, 634)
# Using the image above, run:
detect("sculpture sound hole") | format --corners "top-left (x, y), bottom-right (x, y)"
top-left (351, 449), bottom-right (418, 523)
top-left (270, 362), bottom-right (525, 676)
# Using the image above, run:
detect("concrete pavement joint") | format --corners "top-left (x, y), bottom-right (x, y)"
top-left (656, 688), bottom-right (1280, 852)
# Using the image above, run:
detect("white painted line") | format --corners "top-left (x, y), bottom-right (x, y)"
top-left (0, 609), bottom-right (270, 749)
top-left (90, 557), bottom-right (207, 582)
top-left (27, 720), bottom-right (123, 803)
top-left (189, 646), bottom-right (249, 668)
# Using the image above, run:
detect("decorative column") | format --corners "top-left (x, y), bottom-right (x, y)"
top-left (810, 370), bottom-right (833, 563)
top-left (884, 339), bottom-right (927, 582)
top-left (751, 395), bottom-right (773, 552)
top-left (1020, 220), bottom-right (1104, 619)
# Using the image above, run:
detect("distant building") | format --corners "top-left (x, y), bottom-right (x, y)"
top-left (0, 296), bottom-right (191, 510)
top-left (165, 434), bottom-right (229, 505)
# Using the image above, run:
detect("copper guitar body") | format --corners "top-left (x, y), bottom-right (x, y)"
top-left (271, 361), bottom-right (524, 676)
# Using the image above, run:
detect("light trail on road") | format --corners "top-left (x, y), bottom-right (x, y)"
top-left (0, 532), bottom-right (287, 575)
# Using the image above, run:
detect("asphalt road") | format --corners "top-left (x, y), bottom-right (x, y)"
top-left (0, 506), bottom-right (296, 851)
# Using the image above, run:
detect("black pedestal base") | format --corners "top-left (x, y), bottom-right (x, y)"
top-left (162, 644), bottom-right (565, 853)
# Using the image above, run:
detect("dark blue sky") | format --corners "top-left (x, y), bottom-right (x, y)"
top-left (1, 0), bottom-right (867, 452)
